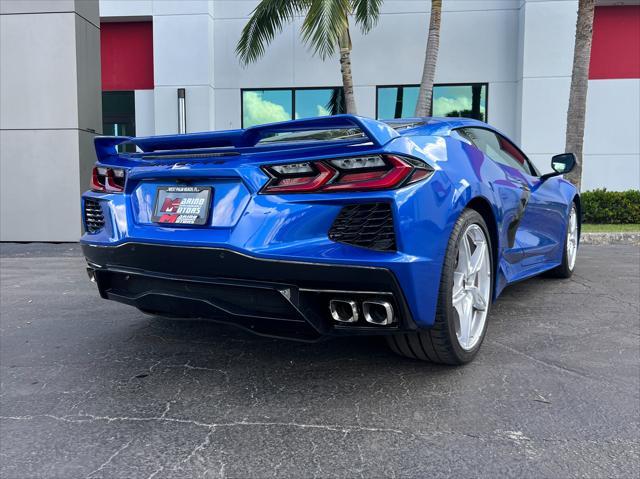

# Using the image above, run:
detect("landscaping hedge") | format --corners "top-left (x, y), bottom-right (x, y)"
top-left (581, 189), bottom-right (640, 224)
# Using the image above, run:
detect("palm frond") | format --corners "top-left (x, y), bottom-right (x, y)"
top-left (301, 0), bottom-right (350, 59)
top-left (351, 0), bottom-right (382, 32)
top-left (236, 0), bottom-right (308, 65)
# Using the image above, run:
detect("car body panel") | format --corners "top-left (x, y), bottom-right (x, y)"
top-left (81, 115), bottom-right (578, 334)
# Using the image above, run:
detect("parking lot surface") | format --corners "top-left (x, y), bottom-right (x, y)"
top-left (1, 243), bottom-right (638, 478)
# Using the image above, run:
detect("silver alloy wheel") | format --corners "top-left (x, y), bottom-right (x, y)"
top-left (567, 205), bottom-right (578, 270)
top-left (452, 224), bottom-right (492, 351)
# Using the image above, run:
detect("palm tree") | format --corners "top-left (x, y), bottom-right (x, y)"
top-left (236, 0), bottom-right (384, 115)
top-left (565, 0), bottom-right (595, 189)
top-left (415, 0), bottom-right (442, 117)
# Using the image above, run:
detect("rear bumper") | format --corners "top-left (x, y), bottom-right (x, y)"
top-left (82, 242), bottom-right (417, 341)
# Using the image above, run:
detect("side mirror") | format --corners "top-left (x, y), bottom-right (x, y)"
top-left (541, 153), bottom-right (576, 181)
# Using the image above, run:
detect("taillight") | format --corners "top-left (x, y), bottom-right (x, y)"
top-left (261, 155), bottom-right (432, 194)
top-left (91, 166), bottom-right (126, 193)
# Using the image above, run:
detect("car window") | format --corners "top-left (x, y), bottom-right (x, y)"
top-left (456, 127), bottom-right (535, 176)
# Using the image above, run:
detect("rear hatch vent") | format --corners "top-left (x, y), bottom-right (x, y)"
top-left (329, 203), bottom-right (396, 251)
top-left (140, 151), bottom-right (240, 160)
top-left (84, 199), bottom-right (105, 233)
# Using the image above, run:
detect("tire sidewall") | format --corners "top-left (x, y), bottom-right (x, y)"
top-left (555, 202), bottom-right (578, 278)
top-left (565, 203), bottom-right (578, 274)
top-left (441, 209), bottom-right (493, 363)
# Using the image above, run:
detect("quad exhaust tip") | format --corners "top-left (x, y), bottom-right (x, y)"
top-left (329, 299), bottom-right (359, 323)
top-left (363, 300), bottom-right (395, 325)
top-left (329, 299), bottom-right (395, 326)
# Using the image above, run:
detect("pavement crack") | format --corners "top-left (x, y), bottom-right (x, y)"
top-left (181, 427), bottom-right (215, 465)
top-left (85, 439), bottom-right (132, 478)
top-left (0, 413), bottom-right (405, 435)
top-left (489, 340), bottom-right (638, 399)
top-left (147, 466), bottom-right (164, 479)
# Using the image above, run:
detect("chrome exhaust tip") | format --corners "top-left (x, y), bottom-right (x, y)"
top-left (86, 267), bottom-right (97, 283)
top-left (329, 299), bottom-right (359, 323)
top-left (363, 300), bottom-right (395, 325)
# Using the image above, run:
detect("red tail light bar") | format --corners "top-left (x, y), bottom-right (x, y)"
top-left (91, 166), bottom-right (127, 193)
top-left (261, 155), bottom-right (433, 194)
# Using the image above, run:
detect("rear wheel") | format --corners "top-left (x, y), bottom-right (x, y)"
top-left (386, 209), bottom-right (493, 365)
top-left (546, 203), bottom-right (579, 278)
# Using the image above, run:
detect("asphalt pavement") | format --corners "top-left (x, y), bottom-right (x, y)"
top-left (1, 243), bottom-right (638, 478)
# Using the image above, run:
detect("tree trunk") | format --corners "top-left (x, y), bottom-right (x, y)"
top-left (565, 0), bottom-right (595, 190)
top-left (338, 27), bottom-right (357, 115)
top-left (415, 0), bottom-right (442, 117)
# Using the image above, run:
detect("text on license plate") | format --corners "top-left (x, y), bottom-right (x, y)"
top-left (152, 186), bottom-right (212, 225)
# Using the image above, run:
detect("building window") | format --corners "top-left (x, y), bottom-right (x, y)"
top-left (102, 91), bottom-right (135, 151)
top-left (376, 84), bottom-right (488, 122)
top-left (242, 87), bottom-right (345, 128)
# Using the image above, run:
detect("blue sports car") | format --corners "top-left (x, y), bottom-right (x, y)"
top-left (81, 115), bottom-right (580, 364)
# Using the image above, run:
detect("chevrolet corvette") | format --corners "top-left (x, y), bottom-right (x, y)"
top-left (81, 115), bottom-right (579, 364)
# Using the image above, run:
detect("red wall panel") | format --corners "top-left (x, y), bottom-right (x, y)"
top-left (101, 22), bottom-right (154, 91)
top-left (589, 6), bottom-right (640, 80)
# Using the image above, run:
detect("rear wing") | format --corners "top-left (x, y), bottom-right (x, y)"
top-left (94, 115), bottom-right (400, 162)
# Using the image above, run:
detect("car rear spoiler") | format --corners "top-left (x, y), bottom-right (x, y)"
top-left (94, 115), bottom-right (400, 162)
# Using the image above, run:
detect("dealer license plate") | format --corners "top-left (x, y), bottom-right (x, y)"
top-left (152, 186), bottom-right (212, 225)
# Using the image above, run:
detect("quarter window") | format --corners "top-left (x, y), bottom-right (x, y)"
top-left (456, 128), bottom-right (535, 176)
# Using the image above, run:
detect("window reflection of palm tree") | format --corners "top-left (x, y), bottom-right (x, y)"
top-left (394, 87), bottom-right (404, 118)
top-left (325, 87), bottom-right (346, 115)
top-left (471, 84), bottom-right (482, 121)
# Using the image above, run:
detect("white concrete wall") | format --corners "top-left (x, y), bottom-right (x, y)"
top-left (582, 79), bottom-right (640, 191)
top-left (134, 90), bottom-right (155, 137)
top-left (516, 0), bottom-right (578, 174)
top-left (1, 1), bottom-right (101, 241)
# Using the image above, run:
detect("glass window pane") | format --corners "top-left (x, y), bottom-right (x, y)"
top-left (459, 127), bottom-right (529, 174)
top-left (242, 90), bottom-right (293, 128)
top-left (295, 88), bottom-right (344, 119)
top-left (102, 91), bottom-right (136, 152)
top-left (400, 86), bottom-right (419, 118)
top-left (433, 85), bottom-right (486, 121)
top-left (377, 86), bottom-right (419, 120)
top-left (377, 87), bottom-right (398, 120)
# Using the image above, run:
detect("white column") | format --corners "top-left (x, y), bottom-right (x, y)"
top-left (515, 0), bottom-right (578, 173)
top-left (151, 0), bottom-right (215, 134)
top-left (0, 0), bottom-right (101, 241)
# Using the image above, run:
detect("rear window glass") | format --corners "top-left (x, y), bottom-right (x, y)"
top-left (255, 121), bottom-right (426, 145)
top-left (257, 128), bottom-right (365, 145)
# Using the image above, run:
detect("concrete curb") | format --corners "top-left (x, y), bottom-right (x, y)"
top-left (581, 232), bottom-right (640, 246)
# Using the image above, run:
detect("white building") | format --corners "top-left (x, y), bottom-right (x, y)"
top-left (1, 0), bottom-right (639, 241)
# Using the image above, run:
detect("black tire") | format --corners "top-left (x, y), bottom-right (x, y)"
top-left (386, 208), bottom-right (493, 365)
top-left (546, 202), bottom-right (578, 279)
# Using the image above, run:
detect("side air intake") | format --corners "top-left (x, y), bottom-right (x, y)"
top-left (84, 199), bottom-right (105, 233)
top-left (328, 203), bottom-right (396, 251)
